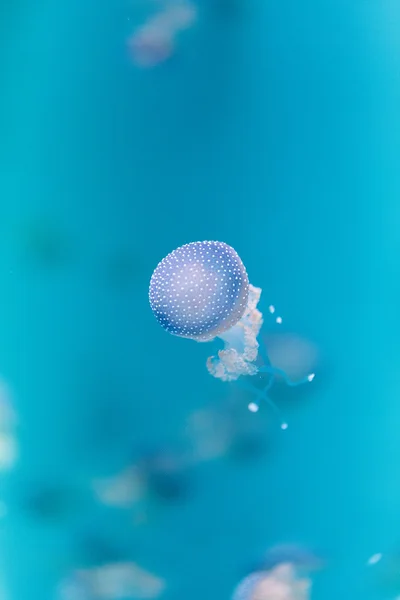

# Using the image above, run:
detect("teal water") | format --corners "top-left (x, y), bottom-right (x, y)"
top-left (1, 0), bottom-right (400, 599)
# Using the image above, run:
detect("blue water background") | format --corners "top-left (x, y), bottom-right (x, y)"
top-left (1, 0), bottom-right (400, 599)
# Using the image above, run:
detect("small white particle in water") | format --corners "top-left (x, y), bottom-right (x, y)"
top-left (307, 373), bottom-right (315, 382)
top-left (248, 403), bottom-right (259, 413)
top-left (276, 316), bottom-right (282, 324)
top-left (281, 422), bottom-right (288, 430)
top-left (268, 305), bottom-right (275, 314)
top-left (367, 553), bottom-right (382, 565)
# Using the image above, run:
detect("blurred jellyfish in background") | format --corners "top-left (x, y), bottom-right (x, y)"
top-left (232, 563), bottom-right (311, 600)
top-left (251, 332), bottom-right (325, 423)
top-left (91, 402), bottom-right (269, 521)
top-left (58, 529), bottom-right (166, 600)
top-left (91, 466), bottom-right (150, 529)
top-left (263, 335), bottom-right (319, 387)
top-left (184, 401), bottom-right (269, 465)
top-left (0, 377), bottom-right (18, 472)
top-left (59, 562), bottom-right (165, 600)
top-left (247, 544), bottom-right (325, 577)
top-left (92, 466), bottom-right (145, 510)
top-left (58, 572), bottom-right (92, 600)
top-left (149, 241), bottom-right (314, 424)
top-left (128, 0), bottom-right (197, 67)
top-left (91, 444), bottom-right (191, 525)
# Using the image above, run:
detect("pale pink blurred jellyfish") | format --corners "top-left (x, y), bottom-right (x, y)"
top-left (129, 0), bottom-right (197, 67)
top-left (263, 333), bottom-right (319, 385)
top-left (232, 563), bottom-right (311, 600)
top-left (0, 376), bottom-right (18, 471)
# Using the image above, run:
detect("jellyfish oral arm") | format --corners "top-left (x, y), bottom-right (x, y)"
top-left (206, 284), bottom-right (314, 427)
top-left (206, 284), bottom-right (263, 382)
top-left (218, 324), bottom-right (246, 354)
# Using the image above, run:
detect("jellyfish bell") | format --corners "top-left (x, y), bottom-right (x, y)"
top-left (57, 572), bottom-right (92, 600)
top-left (129, 0), bottom-right (196, 68)
top-left (149, 241), bottom-right (314, 423)
top-left (59, 563), bottom-right (165, 600)
top-left (248, 544), bottom-right (325, 576)
top-left (232, 563), bottom-right (311, 600)
top-left (156, 0), bottom-right (197, 31)
top-left (149, 241), bottom-right (250, 342)
top-left (129, 23), bottom-right (174, 67)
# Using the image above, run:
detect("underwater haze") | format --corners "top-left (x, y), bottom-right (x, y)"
top-left (1, 0), bottom-right (400, 599)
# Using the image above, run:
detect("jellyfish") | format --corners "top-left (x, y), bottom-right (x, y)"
top-left (0, 377), bottom-right (18, 471)
top-left (76, 562), bottom-right (165, 599)
top-left (232, 563), bottom-right (311, 600)
top-left (149, 241), bottom-right (314, 425)
top-left (248, 544), bottom-right (325, 576)
top-left (129, 0), bottom-right (197, 67)
top-left (129, 23), bottom-right (174, 68)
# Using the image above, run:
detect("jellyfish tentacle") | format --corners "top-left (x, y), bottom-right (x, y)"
top-left (236, 376), bottom-right (286, 427)
top-left (258, 365), bottom-right (312, 388)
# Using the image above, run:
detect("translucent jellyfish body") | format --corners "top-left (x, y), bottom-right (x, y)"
top-left (129, 0), bottom-right (196, 67)
top-left (129, 24), bottom-right (174, 68)
top-left (232, 563), bottom-right (311, 600)
top-left (149, 241), bottom-right (314, 422)
top-left (248, 544), bottom-right (324, 577)
top-left (149, 241), bottom-right (249, 341)
top-left (0, 377), bottom-right (18, 471)
top-left (58, 562), bottom-right (165, 600)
